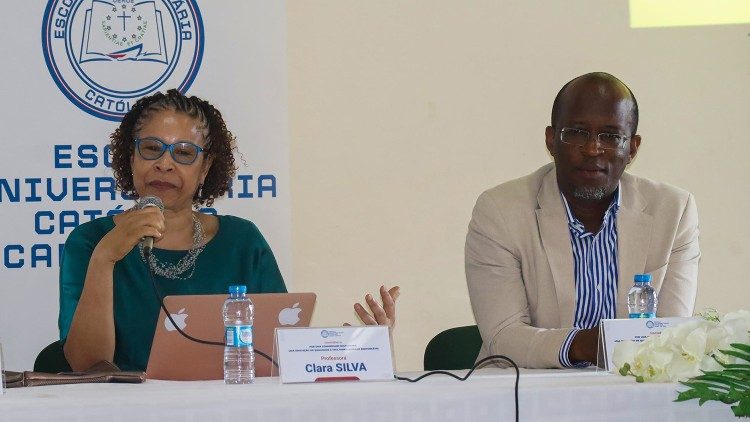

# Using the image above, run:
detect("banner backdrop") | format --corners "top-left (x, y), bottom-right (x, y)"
top-left (0, 1), bottom-right (290, 370)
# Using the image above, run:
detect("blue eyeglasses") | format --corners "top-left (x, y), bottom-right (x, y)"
top-left (134, 137), bottom-right (206, 165)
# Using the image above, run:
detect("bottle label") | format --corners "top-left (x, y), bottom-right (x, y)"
top-left (628, 313), bottom-right (656, 319)
top-left (225, 325), bottom-right (253, 347)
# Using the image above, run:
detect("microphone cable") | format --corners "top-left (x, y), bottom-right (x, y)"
top-left (144, 249), bottom-right (279, 369)
top-left (395, 355), bottom-right (519, 422)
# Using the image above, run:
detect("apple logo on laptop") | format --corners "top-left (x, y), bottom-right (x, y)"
top-left (165, 308), bottom-right (188, 332)
top-left (278, 303), bottom-right (301, 326)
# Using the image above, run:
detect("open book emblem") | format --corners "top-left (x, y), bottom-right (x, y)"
top-left (80, 1), bottom-right (168, 63)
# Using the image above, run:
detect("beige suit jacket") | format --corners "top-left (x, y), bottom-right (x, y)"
top-left (465, 163), bottom-right (700, 368)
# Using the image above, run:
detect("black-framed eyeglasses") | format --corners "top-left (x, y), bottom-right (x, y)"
top-left (559, 127), bottom-right (630, 150)
top-left (134, 137), bottom-right (206, 165)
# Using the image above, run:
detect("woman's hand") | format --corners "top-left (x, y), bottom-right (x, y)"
top-left (94, 207), bottom-right (165, 264)
top-left (352, 285), bottom-right (400, 328)
top-left (63, 207), bottom-right (164, 371)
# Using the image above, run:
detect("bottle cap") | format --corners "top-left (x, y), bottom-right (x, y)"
top-left (634, 274), bottom-right (652, 283)
top-left (229, 285), bottom-right (247, 295)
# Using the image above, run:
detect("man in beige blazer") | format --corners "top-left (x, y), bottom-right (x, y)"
top-left (466, 73), bottom-right (699, 369)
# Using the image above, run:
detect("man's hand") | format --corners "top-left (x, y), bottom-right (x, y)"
top-left (568, 326), bottom-right (599, 364)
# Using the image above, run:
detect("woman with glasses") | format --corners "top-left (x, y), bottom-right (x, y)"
top-left (58, 90), bottom-right (399, 372)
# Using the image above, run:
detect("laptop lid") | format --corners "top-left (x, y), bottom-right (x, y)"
top-left (146, 293), bottom-right (316, 380)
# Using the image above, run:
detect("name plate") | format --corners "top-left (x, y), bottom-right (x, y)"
top-left (275, 326), bottom-right (394, 383)
top-left (600, 317), bottom-right (694, 371)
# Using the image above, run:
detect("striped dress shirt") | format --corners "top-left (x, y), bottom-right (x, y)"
top-left (558, 187), bottom-right (621, 367)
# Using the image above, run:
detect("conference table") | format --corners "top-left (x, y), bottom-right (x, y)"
top-left (2, 368), bottom-right (734, 421)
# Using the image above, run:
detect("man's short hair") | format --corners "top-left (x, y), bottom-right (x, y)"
top-left (550, 72), bottom-right (639, 135)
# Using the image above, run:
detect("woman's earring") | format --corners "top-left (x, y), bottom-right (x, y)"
top-left (197, 183), bottom-right (203, 199)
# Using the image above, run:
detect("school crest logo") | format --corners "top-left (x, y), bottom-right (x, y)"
top-left (42, 0), bottom-right (204, 121)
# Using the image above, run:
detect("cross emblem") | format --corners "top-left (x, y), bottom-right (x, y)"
top-left (118, 10), bottom-right (131, 31)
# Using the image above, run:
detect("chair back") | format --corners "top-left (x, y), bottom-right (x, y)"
top-left (34, 340), bottom-right (72, 373)
top-left (423, 325), bottom-right (482, 370)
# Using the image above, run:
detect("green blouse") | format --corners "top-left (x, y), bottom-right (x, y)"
top-left (58, 214), bottom-right (287, 371)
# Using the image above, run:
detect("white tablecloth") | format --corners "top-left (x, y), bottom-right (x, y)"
top-left (1, 368), bottom-right (735, 422)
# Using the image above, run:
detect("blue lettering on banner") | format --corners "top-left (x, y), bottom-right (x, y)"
top-left (1, 176), bottom-right (277, 204)
top-left (226, 175), bottom-right (277, 199)
top-left (54, 145), bottom-right (72, 168)
top-left (103, 145), bottom-right (113, 167)
top-left (28, 179), bottom-right (47, 200)
top-left (0, 145), bottom-right (275, 203)
top-left (0, 177), bottom-right (131, 203)
top-left (2, 142), bottom-right (282, 270)
top-left (55, 144), bottom-right (111, 169)
top-left (0, 179), bottom-right (20, 202)
top-left (35, 211), bottom-right (55, 235)
top-left (4, 245), bottom-right (24, 269)
top-left (258, 175), bottom-right (276, 198)
top-left (95, 177), bottom-right (117, 200)
top-left (59, 210), bottom-right (79, 233)
top-left (2, 244), bottom-right (66, 269)
top-left (236, 175), bottom-right (253, 198)
top-left (32, 245), bottom-right (53, 268)
top-left (77, 145), bottom-right (98, 168)
top-left (26, 178), bottom-right (43, 202)
top-left (34, 208), bottom-right (131, 236)
top-left (49, 178), bottom-right (68, 201)
top-left (72, 177), bottom-right (90, 201)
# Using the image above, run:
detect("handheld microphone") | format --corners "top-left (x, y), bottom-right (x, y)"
top-left (136, 196), bottom-right (164, 255)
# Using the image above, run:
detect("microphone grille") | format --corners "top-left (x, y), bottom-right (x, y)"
top-left (136, 195), bottom-right (164, 211)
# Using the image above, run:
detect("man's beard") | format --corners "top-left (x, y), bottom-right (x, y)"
top-left (573, 186), bottom-right (607, 201)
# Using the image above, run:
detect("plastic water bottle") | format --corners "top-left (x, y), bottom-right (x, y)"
top-left (223, 285), bottom-right (255, 384)
top-left (627, 274), bottom-right (657, 318)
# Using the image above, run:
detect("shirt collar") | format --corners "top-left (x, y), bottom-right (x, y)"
top-left (560, 183), bottom-right (621, 234)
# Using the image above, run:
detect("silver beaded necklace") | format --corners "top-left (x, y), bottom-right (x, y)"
top-left (139, 212), bottom-right (206, 280)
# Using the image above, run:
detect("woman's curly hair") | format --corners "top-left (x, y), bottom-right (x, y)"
top-left (110, 89), bottom-right (237, 207)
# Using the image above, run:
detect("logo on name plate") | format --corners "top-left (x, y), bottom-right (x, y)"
top-left (646, 320), bottom-right (669, 329)
top-left (320, 329), bottom-right (343, 339)
top-left (42, 0), bottom-right (204, 121)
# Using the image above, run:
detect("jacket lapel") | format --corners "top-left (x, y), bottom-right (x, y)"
top-left (535, 169), bottom-right (576, 327)
top-left (615, 173), bottom-right (653, 318)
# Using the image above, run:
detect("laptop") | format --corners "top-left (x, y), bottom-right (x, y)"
top-left (146, 293), bottom-right (316, 380)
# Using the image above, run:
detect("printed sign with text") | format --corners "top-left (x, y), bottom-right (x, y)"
top-left (600, 317), bottom-right (694, 371)
top-left (276, 326), bottom-right (394, 383)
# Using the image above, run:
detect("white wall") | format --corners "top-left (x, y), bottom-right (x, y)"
top-left (288, 0), bottom-right (750, 371)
